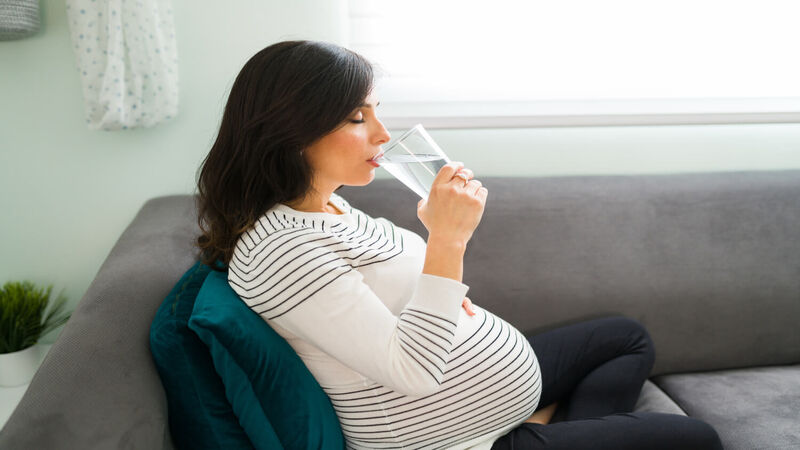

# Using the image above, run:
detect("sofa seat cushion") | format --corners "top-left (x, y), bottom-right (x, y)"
top-left (632, 380), bottom-right (686, 416)
top-left (549, 379), bottom-right (686, 424)
top-left (654, 364), bottom-right (800, 450)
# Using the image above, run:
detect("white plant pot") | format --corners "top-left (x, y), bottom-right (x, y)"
top-left (0, 343), bottom-right (45, 387)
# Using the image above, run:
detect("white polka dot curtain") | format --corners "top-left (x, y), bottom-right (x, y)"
top-left (65, 0), bottom-right (178, 131)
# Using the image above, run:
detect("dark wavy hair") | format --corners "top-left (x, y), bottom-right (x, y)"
top-left (196, 40), bottom-right (374, 269)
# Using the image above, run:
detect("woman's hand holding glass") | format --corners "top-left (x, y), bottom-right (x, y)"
top-left (417, 162), bottom-right (487, 246)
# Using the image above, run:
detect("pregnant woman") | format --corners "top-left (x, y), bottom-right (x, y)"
top-left (196, 40), bottom-right (722, 450)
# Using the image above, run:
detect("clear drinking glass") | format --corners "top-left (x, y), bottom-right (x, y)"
top-left (371, 124), bottom-right (463, 199)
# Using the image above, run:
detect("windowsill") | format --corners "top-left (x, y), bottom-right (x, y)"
top-left (377, 98), bottom-right (800, 129)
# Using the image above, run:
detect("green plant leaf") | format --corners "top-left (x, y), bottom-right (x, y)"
top-left (0, 281), bottom-right (72, 354)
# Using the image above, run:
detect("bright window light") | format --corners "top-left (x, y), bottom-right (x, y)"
top-left (347, 0), bottom-right (800, 128)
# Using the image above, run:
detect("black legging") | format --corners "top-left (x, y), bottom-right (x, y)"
top-left (491, 317), bottom-right (723, 450)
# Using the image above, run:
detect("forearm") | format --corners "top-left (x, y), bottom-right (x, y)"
top-left (423, 234), bottom-right (466, 283)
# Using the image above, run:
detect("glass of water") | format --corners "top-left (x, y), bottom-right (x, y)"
top-left (370, 124), bottom-right (461, 199)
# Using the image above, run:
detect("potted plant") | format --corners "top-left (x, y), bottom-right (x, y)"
top-left (0, 281), bottom-right (71, 387)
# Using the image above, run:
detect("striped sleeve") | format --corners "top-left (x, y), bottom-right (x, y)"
top-left (228, 228), bottom-right (469, 396)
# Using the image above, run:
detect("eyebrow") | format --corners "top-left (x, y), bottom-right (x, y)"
top-left (359, 101), bottom-right (381, 108)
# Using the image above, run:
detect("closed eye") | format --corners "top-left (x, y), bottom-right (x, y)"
top-left (350, 111), bottom-right (365, 123)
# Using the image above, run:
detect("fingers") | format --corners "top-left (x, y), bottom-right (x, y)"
top-left (462, 296), bottom-right (476, 316)
top-left (436, 161), bottom-right (488, 198)
top-left (458, 170), bottom-right (486, 199)
top-left (465, 178), bottom-right (482, 194)
top-left (455, 168), bottom-right (473, 182)
top-left (476, 185), bottom-right (488, 200)
top-left (435, 161), bottom-right (465, 186)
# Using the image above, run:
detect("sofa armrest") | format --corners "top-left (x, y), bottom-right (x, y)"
top-left (0, 195), bottom-right (199, 449)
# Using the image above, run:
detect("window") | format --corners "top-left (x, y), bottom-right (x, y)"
top-left (347, 0), bottom-right (800, 128)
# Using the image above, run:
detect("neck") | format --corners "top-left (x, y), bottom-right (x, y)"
top-left (285, 191), bottom-right (339, 214)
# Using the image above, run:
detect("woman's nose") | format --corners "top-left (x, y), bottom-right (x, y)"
top-left (373, 119), bottom-right (391, 145)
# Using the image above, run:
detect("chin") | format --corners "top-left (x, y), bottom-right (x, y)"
top-left (359, 168), bottom-right (376, 185)
top-left (342, 172), bottom-right (375, 188)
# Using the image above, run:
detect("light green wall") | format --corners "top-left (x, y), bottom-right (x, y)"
top-left (2, 1), bottom-right (799, 344)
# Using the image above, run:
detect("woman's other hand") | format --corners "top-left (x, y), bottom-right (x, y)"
top-left (417, 162), bottom-right (488, 246)
top-left (462, 296), bottom-right (476, 316)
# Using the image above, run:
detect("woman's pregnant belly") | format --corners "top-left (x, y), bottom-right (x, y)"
top-left (323, 306), bottom-right (542, 450)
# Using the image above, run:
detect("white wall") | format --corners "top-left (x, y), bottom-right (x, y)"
top-left (1, 1), bottom-right (799, 344)
top-left (0, 0), bottom-right (349, 343)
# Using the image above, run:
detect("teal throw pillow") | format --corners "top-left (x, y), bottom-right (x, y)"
top-left (149, 261), bottom-right (271, 450)
top-left (188, 270), bottom-right (345, 450)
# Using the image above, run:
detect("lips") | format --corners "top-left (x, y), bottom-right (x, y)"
top-left (366, 151), bottom-right (384, 168)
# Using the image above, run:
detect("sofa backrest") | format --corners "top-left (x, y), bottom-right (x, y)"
top-left (340, 170), bottom-right (800, 375)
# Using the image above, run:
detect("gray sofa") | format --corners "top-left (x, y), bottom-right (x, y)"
top-left (2, 170), bottom-right (799, 449)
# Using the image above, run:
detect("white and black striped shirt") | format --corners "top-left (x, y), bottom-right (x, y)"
top-left (228, 193), bottom-right (541, 450)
